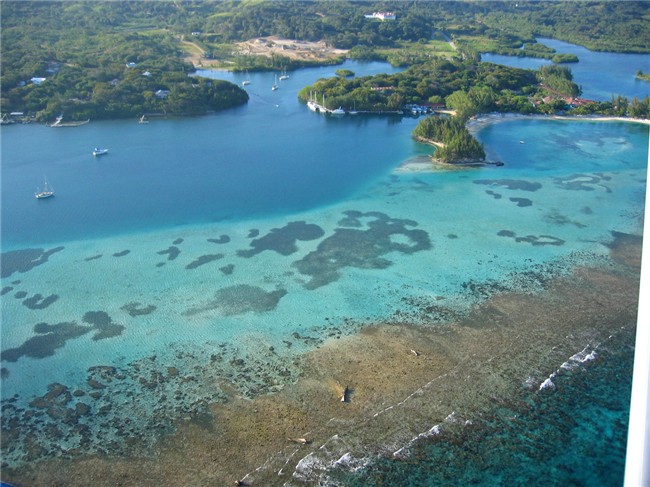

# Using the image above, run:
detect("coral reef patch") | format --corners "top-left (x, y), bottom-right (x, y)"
top-left (294, 211), bottom-right (431, 289)
top-left (238, 221), bottom-right (324, 258)
top-left (1, 247), bottom-right (64, 278)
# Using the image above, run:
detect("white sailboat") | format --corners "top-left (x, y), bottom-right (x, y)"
top-left (242, 70), bottom-right (251, 86)
top-left (35, 177), bottom-right (54, 199)
top-left (279, 68), bottom-right (289, 80)
top-left (139, 114), bottom-right (149, 124)
top-left (307, 91), bottom-right (319, 112)
top-left (271, 75), bottom-right (279, 91)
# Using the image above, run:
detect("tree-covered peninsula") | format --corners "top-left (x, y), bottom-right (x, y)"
top-left (1, 0), bottom-right (649, 124)
top-left (0, 2), bottom-right (249, 122)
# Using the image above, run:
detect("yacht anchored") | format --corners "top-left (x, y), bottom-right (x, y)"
top-left (35, 178), bottom-right (54, 199)
top-left (92, 148), bottom-right (109, 156)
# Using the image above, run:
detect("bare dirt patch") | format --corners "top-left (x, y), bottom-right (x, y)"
top-left (236, 36), bottom-right (348, 62)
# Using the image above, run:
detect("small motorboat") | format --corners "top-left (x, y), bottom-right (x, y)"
top-left (92, 148), bottom-right (109, 156)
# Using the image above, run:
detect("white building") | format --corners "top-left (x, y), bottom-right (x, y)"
top-left (364, 12), bottom-right (396, 21)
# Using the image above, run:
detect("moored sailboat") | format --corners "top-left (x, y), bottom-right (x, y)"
top-left (35, 177), bottom-right (54, 199)
top-left (242, 70), bottom-right (251, 86)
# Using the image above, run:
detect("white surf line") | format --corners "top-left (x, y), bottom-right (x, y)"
top-left (539, 342), bottom-right (601, 390)
top-left (241, 327), bottom-right (611, 481)
top-left (277, 447), bottom-right (300, 476)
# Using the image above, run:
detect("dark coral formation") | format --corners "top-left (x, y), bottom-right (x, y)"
top-left (22, 293), bottom-right (59, 310)
top-left (497, 230), bottom-right (565, 246)
top-left (121, 302), bottom-right (157, 317)
top-left (183, 284), bottom-right (287, 316)
top-left (156, 246), bottom-right (180, 261)
top-left (82, 311), bottom-right (125, 340)
top-left (219, 264), bottom-right (235, 275)
top-left (509, 197), bottom-right (533, 207)
top-left (1, 247), bottom-right (64, 278)
top-left (553, 173), bottom-right (611, 192)
top-left (293, 211), bottom-right (431, 289)
top-left (473, 179), bottom-right (542, 192)
top-left (1, 322), bottom-right (90, 362)
top-left (0, 340), bottom-right (301, 468)
top-left (238, 221), bottom-right (325, 258)
top-left (207, 235), bottom-right (231, 244)
top-left (185, 254), bottom-right (224, 270)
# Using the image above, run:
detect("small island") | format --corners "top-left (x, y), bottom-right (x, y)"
top-left (413, 116), bottom-right (486, 165)
top-left (636, 70), bottom-right (650, 82)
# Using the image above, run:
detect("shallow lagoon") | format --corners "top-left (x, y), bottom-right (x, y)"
top-left (1, 56), bottom-right (648, 484)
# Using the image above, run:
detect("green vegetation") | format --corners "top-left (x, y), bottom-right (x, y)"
top-left (636, 70), bottom-right (650, 82)
top-left (1, 0), bottom-right (649, 124)
top-left (299, 58), bottom-right (539, 114)
top-left (537, 65), bottom-right (579, 98)
top-left (413, 116), bottom-right (485, 163)
top-left (0, 2), bottom-right (251, 121)
top-left (335, 69), bottom-right (355, 78)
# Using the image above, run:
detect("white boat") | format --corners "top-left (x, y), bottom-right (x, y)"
top-left (307, 91), bottom-right (320, 112)
top-left (242, 70), bottom-right (251, 86)
top-left (92, 147), bottom-right (109, 156)
top-left (279, 69), bottom-right (289, 80)
top-left (272, 75), bottom-right (279, 91)
top-left (35, 178), bottom-right (54, 199)
top-left (48, 115), bottom-right (90, 127)
top-left (331, 107), bottom-right (345, 116)
top-left (139, 115), bottom-right (149, 124)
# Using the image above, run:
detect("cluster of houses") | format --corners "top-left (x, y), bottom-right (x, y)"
top-left (538, 95), bottom-right (595, 108)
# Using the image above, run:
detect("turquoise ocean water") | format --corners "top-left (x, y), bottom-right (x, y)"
top-left (1, 48), bottom-right (649, 483)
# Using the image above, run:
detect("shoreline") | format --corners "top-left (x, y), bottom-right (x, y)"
top-left (4, 233), bottom-right (642, 486)
top-left (466, 112), bottom-right (650, 136)
top-left (398, 112), bottom-right (650, 173)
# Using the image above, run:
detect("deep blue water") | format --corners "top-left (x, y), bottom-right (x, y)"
top-left (1, 61), bottom-right (409, 248)
top-left (482, 38), bottom-right (650, 101)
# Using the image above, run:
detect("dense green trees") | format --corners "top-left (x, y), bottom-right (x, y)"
top-left (2, 1), bottom-right (648, 122)
top-left (298, 57), bottom-right (538, 117)
top-left (536, 65), bottom-right (580, 98)
top-left (0, 2), bottom-right (248, 120)
top-left (413, 116), bottom-right (485, 163)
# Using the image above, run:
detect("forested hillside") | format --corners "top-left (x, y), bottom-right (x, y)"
top-left (1, 1), bottom-right (648, 121)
